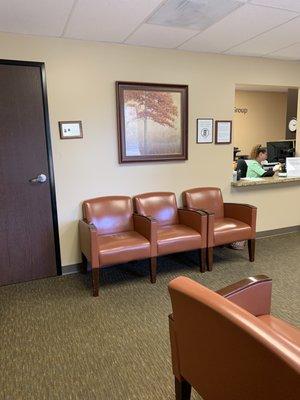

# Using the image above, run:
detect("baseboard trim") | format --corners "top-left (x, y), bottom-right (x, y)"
top-left (256, 225), bottom-right (300, 239)
top-left (62, 263), bottom-right (81, 275)
top-left (61, 226), bottom-right (300, 275)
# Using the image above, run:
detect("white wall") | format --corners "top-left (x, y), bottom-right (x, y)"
top-left (0, 32), bottom-right (299, 266)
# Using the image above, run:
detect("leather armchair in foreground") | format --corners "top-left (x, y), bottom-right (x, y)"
top-left (79, 196), bottom-right (157, 296)
top-left (168, 275), bottom-right (300, 400)
top-left (182, 187), bottom-right (257, 270)
top-left (133, 192), bottom-right (207, 279)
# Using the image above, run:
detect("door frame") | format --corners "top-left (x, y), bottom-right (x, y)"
top-left (0, 59), bottom-right (62, 275)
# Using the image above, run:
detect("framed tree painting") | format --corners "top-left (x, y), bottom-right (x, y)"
top-left (116, 81), bottom-right (188, 163)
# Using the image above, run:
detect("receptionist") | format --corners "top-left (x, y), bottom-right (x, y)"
top-left (246, 144), bottom-right (281, 178)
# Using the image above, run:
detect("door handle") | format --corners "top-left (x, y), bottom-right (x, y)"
top-left (29, 174), bottom-right (47, 184)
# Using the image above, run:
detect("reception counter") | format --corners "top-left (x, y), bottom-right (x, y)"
top-left (232, 175), bottom-right (300, 187)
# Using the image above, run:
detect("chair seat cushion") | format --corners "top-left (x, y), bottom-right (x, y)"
top-left (214, 218), bottom-right (252, 246)
top-left (98, 231), bottom-right (150, 266)
top-left (157, 224), bottom-right (201, 255)
top-left (258, 315), bottom-right (300, 350)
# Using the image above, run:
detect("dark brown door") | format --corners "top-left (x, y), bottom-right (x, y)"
top-left (0, 61), bottom-right (60, 285)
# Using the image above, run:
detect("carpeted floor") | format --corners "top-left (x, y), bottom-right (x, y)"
top-left (0, 233), bottom-right (299, 400)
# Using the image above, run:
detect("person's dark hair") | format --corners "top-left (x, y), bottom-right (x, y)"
top-left (250, 144), bottom-right (267, 160)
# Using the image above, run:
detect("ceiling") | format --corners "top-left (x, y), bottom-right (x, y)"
top-left (1, 0), bottom-right (300, 61)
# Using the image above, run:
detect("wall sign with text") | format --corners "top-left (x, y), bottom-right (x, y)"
top-left (196, 118), bottom-right (213, 143)
top-left (59, 121), bottom-right (83, 139)
top-left (215, 120), bottom-right (232, 144)
top-left (234, 107), bottom-right (248, 114)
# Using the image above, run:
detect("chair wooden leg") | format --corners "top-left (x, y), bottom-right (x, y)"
top-left (150, 257), bottom-right (157, 284)
top-left (92, 267), bottom-right (100, 297)
top-left (248, 239), bottom-right (255, 262)
top-left (175, 377), bottom-right (191, 400)
top-left (199, 248), bottom-right (206, 273)
top-left (207, 247), bottom-right (213, 271)
top-left (81, 253), bottom-right (88, 274)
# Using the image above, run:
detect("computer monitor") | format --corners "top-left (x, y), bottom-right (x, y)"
top-left (266, 141), bottom-right (295, 163)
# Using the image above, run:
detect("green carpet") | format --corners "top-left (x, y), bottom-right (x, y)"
top-left (0, 233), bottom-right (299, 400)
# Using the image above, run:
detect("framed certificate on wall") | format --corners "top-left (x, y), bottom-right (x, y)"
top-left (196, 118), bottom-right (213, 143)
top-left (215, 120), bottom-right (232, 144)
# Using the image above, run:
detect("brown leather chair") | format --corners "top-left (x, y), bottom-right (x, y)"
top-left (182, 187), bottom-right (257, 270)
top-left (169, 276), bottom-right (300, 400)
top-left (79, 196), bottom-right (157, 296)
top-left (133, 192), bottom-right (207, 279)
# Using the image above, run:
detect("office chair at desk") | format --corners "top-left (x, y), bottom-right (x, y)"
top-left (236, 159), bottom-right (248, 178)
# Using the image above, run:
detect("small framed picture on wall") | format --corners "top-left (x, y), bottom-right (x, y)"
top-left (59, 121), bottom-right (83, 139)
top-left (215, 120), bottom-right (232, 144)
top-left (196, 118), bottom-right (213, 143)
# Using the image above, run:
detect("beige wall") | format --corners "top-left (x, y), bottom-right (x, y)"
top-left (1, 32), bottom-right (300, 266)
top-left (234, 90), bottom-right (287, 156)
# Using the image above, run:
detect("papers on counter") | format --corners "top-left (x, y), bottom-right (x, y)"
top-left (240, 177), bottom-right (263, 181)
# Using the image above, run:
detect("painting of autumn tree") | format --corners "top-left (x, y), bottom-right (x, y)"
top-left (117, 82), bottom-right (188, 163)
top-left (123, 89), bottom-right (182, 156)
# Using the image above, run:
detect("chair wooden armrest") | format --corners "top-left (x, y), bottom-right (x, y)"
top-left (133, 213), bottom-right (158, 256)
top-left (224, 202), bottom-right (257, 230)
top-left (217, 275), bottom-right (272, 316)
top-left (78, 220), bottom-right (99, 268)
top-left (177, 208), bottom-right (207, 239)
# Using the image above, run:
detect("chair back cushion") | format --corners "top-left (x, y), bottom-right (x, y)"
top-left (134, 192), bottom-right (178, 226)
top-left (236, 159), bottom-right (248, 178)
top-left (82, 196), bottom-right (133, 235)
top-left (169, 276), bottom-right (300, 400)
top-left (183, 187), bottom-right (224, 218)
